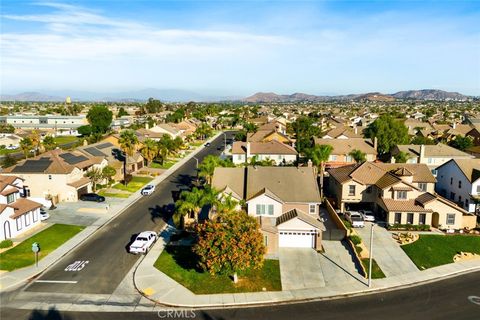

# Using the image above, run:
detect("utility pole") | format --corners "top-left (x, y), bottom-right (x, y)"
top-left (368, 223), bottom-right (374, 287)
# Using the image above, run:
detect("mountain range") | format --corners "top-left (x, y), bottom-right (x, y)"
top-left (0, 89), bottom-right (471, 102)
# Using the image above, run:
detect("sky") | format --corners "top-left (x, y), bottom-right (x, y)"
top-left (1, 0), bottom-right (479, 97)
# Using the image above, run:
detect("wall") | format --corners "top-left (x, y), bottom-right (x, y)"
top-left (436, 161), bottom-right (476, 212)
top-left (424, 198), bottom-right (466, 230)
top-left (247, 194), bottom-right (283, 217)
top-left (282, 202), bottom-right (318, 215)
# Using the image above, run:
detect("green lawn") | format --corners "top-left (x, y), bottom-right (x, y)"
top-left (401, 235), bottom-right (480, 269)
top-left (0, 224), bottom-right (85, 271)
top-left (53, 135), bottom-right (79, 145)
top-left (189, 141), bottom-right (203, 147)
top-left (0, 148), bottom-right (19, 155)
top-left (97, 190), bottom-right (131, 198)
top-left (361, 258), bottom-right (386, 279)
top-left (154, 246), bottom-right (282, 294)
top-left (149, 160), bottom-right (176, 169)
top-left (112, 176), bottom-right (153, 193)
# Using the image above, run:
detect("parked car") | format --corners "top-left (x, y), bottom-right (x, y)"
top-left (39, 208), bottom-right (50, 221)
top-left (360, 210), bottom-right (375, 222)
top-left (129, 231), bottom-right (158, 254)
top-left (80, 193), bottom-right (105, 202)
top-left (345, 211), bottom-right (365, 228)
top-left (204, 142), bottom-right (211, 147)
top-left (141, 184), bottom-right (155, 196)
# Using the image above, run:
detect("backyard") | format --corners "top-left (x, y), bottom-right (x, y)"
top-left (0, 224), bottom-right (85, 271)
top-left (53, 135), bottom-right (79, 145)
top-left (154, 245), bottom-right (282, 294)
top-left (401, 234), bottom-right (480, 269)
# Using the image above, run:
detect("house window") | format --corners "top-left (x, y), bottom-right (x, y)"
top-left (419, 213), bottom-right (426, 225)
top-left (309, 204), bottom-right (316, 214)
top-left (256, 204), bottom-right (274, 216)
top-left (348, 185), bottom-right (356, 196)
top-left (466, 199), bottom-right (469, 208)
top-left (458, 180), bottom-right (462, 189)
top-left (477, 185), bottom-right (480, 194)
top-left (268, 204), bottom-right (274, 215)
top-left (6, 193), bottom-right (15, 204)
top-left (256, 204), bottom-right (264, 215)
top-left (16, 217), bottom-right (22, 231)
top-left (450, 177), bottom-right (453, 185)
top-left (330, 155), bottom-right (337, 161)
top-left (264, 235), bottom-right (268, 246)
top-left (427, 158), bottom-right (433, 164)
top-left (446, 214), bottom-right (455, 225)
top-left (48, 175), bottom-right (52, 180)
top-left (407, 213), bottom-right (414, 224)
top-left (431, 169), bottom-right (437, 175)
top-left (366, 186), bottom-right (372, 194)
top-left (32, 210), bottom-right (38, 222)
top-left (394, 212), bottom-right (402, 224)
top-left (25, 212), bottom-right (30, 226)
top-left (346, 155), bottom-right (352, 162)
top-left (450, 192), bottom-right (456, 201)
top-left (418, 183), bottom-right (427, 192)
top-left (397, 191), bottom-right (407, 200)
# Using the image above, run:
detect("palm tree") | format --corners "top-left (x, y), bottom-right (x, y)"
top-left (141, 139), bottom-right (158, 166)
top-left (42, 135), bottom-right (57, 151)
top-left (174, 187), bottom-right (210, 228)
top-left (102, 165), bottom-right (117, 186)
top-left (30, 130), bottom-right (41, 156)
top-left (85, 167), bottom-right (103, 192)
top-left (216, 193), bottom-right (239, 214)
top-left (198, 155), bottom-right (221, 185)
top-left (119, 130), bottom-right (139, 157)
top-left (306, 144), bottom-right (333, 199)
top-left (349, 149), bottom-right (366, 163)
top-left (19, 137), bottom-right (33, 158)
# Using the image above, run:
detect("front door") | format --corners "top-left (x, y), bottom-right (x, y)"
top-left (3, 221), bottom-right (11, 240)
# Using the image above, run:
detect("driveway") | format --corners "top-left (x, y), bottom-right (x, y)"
top-left (355, 222), bottom-right (418, 277)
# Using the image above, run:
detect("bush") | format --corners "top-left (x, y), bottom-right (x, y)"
top-left (0, 239), bottom-right (13, 249)
top-left (349, 235), bottom-right (362, 245)
top-left (342, 218), bottom-right (352, 229)
top-left (388, 224), bottom-right (430, 231)
top-left (355, 245), bottom-right (363, 255)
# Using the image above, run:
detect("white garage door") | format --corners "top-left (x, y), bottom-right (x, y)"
top-left (279, 231), bottom-right (315, 248)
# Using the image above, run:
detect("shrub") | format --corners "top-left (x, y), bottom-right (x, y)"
top-left (0, 239), bottom-right (13, 249)
top-left (355, 245), bottom-right (363, 255)
top-left (343, 219), bottom-right (352, 229)
top-left (350, 235), bottom-right (362, 245)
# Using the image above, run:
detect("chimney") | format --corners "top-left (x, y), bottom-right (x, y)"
top-left (83, 139), bottom-right (88, 146)
top-left (390, 156), bottom-right (396, 163)
top-left (452, 122), bottom-right (456, 129)
top-left (373, 137), bottom-right (378, 151)
top-left (354, 126), bottom-right (358, 135)
top-left (145, 122), bottom-right (149, 130)
top-left (419, 144), bottom-right (425, 162)
top-left (307, 159), bottom-right (313, 167)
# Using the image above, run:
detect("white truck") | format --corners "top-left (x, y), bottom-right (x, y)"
top-left (345, 211), bottom-right (365, 228)
top-left (129, 231), bottom-right (158, 254)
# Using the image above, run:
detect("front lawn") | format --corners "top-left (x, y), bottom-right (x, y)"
top-left (0, 148), bottom-right (19, 155)
top-left (149, 160), bottom-right (176, 169)
top-left (97, 190), bottom-right (131, 198)
top-left (361, 258), bottom-right (386, 279)
top-left (53, 135), bottom-right (79, 145)
top-left (154, 245), bottom-right (282, 294)
top-left (112, 176), bottom-right (153, 193)
top-left (0, 224), bottom-right (85, 271)
top-left (401, 235), bottom-right (480, 269)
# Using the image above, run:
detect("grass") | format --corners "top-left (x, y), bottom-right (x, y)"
top-left (361, 258), bottom-right (386, 279)
top-left (0, 224), bottom-right (85, 271)
top-left (53, 135), bottom-right (79, 145)
top-left (149, 160), bottom-right (176, 169)
top-left (112, 176), bottom-right (153, 193)
top-left (97, 190), bottom-right (131, 198)
top-left (154, 246), bottom-right (282, 294)
top-left (401, 235), bottom-right (480, 269)
top-left (0, 148), bottom-right (19, 155)
top-left (189, 141), bottom-right (204, 147)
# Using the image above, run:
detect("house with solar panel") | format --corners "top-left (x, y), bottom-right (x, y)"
top-left (1, 149), bottom-right (107, 203)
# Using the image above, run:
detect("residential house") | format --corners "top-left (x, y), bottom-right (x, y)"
top-left (321, 126), bottom-right (363, 139)
top-left (0, 175), bottom-right (43, 240)
top-left (0, 115), bottom-right (88, 136)
top-left (149, 123), bottom-right (182, 139)
top-left (313, 138), bottom-right (377, 169)
top-left (391, 143), bottom-right (475, 174)
top-left (0, 133), bottom-right (22, 149)
top-left (231, 140), bottom-right (298, 165)
top-left (435, 159), bottom-right (480, 214)
top-left (212, 166), bottom-right (325, 253)
top-left (100, 135), bottom-right (145, 173)
top-left (328, 162), bottom-right (476, 230)
top-left (2, 149), bottom-right (107, 203)
top-left (172, 120), bottom-right (198, 139)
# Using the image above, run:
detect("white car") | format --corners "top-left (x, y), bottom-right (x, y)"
top-left (129, 231), bottom-right (158, 254)
top-left (39, 208), bottom-right (50, 221)
top-left (345, 211), bottom-right (365, 228)
top-left (141, 184), bottom-right (155, 195)
top-left (360, 210), bottom-right (375, 222)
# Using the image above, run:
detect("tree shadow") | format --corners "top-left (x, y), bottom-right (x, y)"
top-left (29, 307), bottom-right (72, 320)
top-left (165, 245), bottom-right (203, 272)
top-left (170, 173), bottom-right (196, 188)
top-left (148, 203), bottom-right (174, 222)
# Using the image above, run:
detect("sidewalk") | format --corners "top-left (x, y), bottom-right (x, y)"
top-left (134, 231), bottom-right (480, 308)
top-left (0, 132), bottom-right (223, 293)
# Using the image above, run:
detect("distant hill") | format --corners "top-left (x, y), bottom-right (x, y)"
top-left (243, 89), bottom-right (470, 103)
top-left (0, 92), bottom-right (64, 102)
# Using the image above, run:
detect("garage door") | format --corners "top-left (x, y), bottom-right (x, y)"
top-left (279, 231), bottom-right (315, 248)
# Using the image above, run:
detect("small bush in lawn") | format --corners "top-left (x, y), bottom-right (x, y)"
top-left (0, 239), bottom-right (13, 249)
top-left (350, 235), bottom-right (362, 245)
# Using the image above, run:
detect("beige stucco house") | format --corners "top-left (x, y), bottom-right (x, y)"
top-left (231, 140), bottom-right (298, 165)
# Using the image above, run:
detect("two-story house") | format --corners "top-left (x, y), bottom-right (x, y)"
top-left (2, 149), bottom-right (107, 203)
top-left (0, 175), bottom-right (42, 240)
top-left (231, 141), bottom-right (298, 165)
top-left (313, 138), bottom-right (377, 169)
top-left (212, 166), bottom-right (325, 253)
top-left (328, 162), bottom-right (476, 231)
top-left (435, 159), bottom-right (480, 214)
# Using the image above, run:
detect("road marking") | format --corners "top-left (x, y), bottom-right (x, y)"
top-left (35, 280), bottom-right (78, 284)
top-left (64, 260), bottom-right (89, 272)
top-left (468, 296), bottom-right (480, 306)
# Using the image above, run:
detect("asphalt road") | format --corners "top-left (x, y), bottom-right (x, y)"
top-left (23, 132), bottom-right (234, 294)
top-left (2, 271), bottom-right (479, 320)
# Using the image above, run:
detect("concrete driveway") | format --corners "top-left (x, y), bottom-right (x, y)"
top-left (279, 248), bottom-right (326, 290)
top-left (355, 222), bottom-right (418, 277)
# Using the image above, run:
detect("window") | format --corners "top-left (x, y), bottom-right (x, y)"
top-left (366, 186), bottom-right (372, 194)
top-left (419, 213), bottom-right (426, 225)
top-left (268, 204), bottom-right (274, 215)
top-left (431, 169), bottom-right (438, 176)
top-left (348, 185), bottom-right (356, 196)
top-left (418, 183), bottom-right (427, 192)
top-left (330, 155), bottom-right (337, 161)
top-left (25, 213), bottom-right (30, 226)
top-left (32, 210), bottom-right (38, 222)
top-left (309, 204), bottom-right (316, 214)
top-left (477, 185), bottom-right (480, 194)
top-left (346, 155), bottom-right (352, 162)
top-left (458, 180), bottom-right (462, 189)
top-left (450, 177), bottom-right (453, 185)
top-left (450, 192), bottom-right (456, 201)
top-left (48, 175), bottom-right (52, 180)
top-left (256, 204), bottom-right (265, 215)
top-left (466, 199), bottom-right (469, 208)
top-left (446, 214), bottom-right (455, 225)
top-left (264, 235), bottom-right (268, 246)
top-left (16, 217), bottom-right (22, 231)
top-left (397, 191), bottom-right (407, 200)
top-left (427, 158), bottom-right (433, 164)
top-left (6, 193), bottom-right (15, 204)
top-left (256, 204), bottom-right (274, 215)
top-left (407, 213), bottom-right (414, 224)
top-left (394, 212), bottom-right (402, 224)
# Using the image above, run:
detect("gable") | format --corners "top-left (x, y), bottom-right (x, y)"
top-left (277, 216), bottom-right (320, 230)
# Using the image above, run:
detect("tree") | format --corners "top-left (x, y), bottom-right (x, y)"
top-left (19, 137), bottom-right (33, 158)
top-left (141, 139), bottom-right (159, 166)
top-left (145, 98), bottom-right (163, 114)
top-left (157, 135), bottom-right (174, 164)
top-left (234, 131), bottom-right (247, 142)
top-left (117, 107), bottom-right (129, 118)
top-left (77, 125), bottom-right (93, 136)
top-left (448, 135), bottom-right (473, 151)
top-left (119, 130), bottom-right (139, 157)
top-left (87, 105), bottom-right (113, 134)
top-left (85, 167), bottom-right (103, 192)
top-left (30, 130), bottom-right (41, 156)
top-left (348, 149), bottom-right (366, 163)
top-left (198, 155), bottom-right (234, 185)
top-left (102, 166), bottom-right (117, 186)
top-left (290, 116), bottom-right (321, 154)
top-left (243, 122), bottom-right (258, 133)
top-left (0, 124), bottom-right (15, 133)
top-left (305, 144), bottom-right (333, 199)
top-left (394, 151), bottom-right (410, 163)
top-left (2, 154), bottom-right (17, 168)
top-left (195, 123), bottom-right (213, 140)
top-left (411, 136), bottom-right (435, 145)
top-left (193, 210), bottom-right (265, 280)
top-left (42, 135), bottom-right (57, 151)
top-left (173, 187), bottom-right (215, 228)
top-left (365, 115), bottom-right (409, 155)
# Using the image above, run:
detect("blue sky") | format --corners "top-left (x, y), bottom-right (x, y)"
top-left (1, 1), bottom-right (479, 96)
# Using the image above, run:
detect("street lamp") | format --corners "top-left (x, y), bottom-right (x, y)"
top-left (368, 223), bottom-right (374, 287)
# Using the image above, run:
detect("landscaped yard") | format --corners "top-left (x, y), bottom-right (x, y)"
top-left (361, 258), bottom-right (386, 279)
top-left (97, 190), bottom-right (130, 198)
top-left (0, 148), bottom-right (19, 155)
top-left (0, 224), bottom-right (85, 271)
top-left (149, 160), bottom-right (176, 169)
top-left (112, 176), bottom-right (153, 193)
top-left (154, 245), bottom-right (282, 294)
top-left (401, 235), bottom-right (480, 269)
top-left (53, 135), bottom-right (79, 145)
